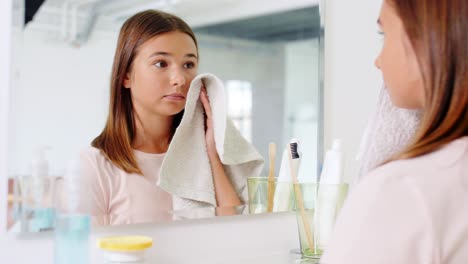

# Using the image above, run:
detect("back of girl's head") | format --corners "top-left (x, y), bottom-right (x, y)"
top-left (388, 0), bottom-right (468, 160)
top-left (92, 10), bottom-right (197, 174)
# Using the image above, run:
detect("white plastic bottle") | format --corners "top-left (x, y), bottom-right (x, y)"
top-left (315, 139), bottom-right (345, 253)
top-left (318, 139), bottom-right (344, 184)
top-left (55, 159), bottom-right (90, 264)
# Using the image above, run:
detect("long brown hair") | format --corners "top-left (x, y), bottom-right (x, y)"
top-left (92, 10), bottom-right (198, 174)
top-left (388, 0), bottom-right (468, 161)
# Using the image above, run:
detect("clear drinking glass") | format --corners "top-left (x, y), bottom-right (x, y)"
top-left (247, 177), bottom-right (294, 214)
top-left (293, 183), bottom-right (349, 259)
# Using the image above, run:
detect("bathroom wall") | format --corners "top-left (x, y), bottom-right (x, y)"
top-left (8, 29), bottom-right (114, 177)
top-left (323, 0), bottom-right (383, 183)
top-left (285, 39), bottom-right (319, 179)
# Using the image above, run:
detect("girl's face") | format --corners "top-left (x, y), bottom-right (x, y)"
top-left (375, 1), bottom-right (425, 109)
top-left (123, 31), bottom-right (198, 117)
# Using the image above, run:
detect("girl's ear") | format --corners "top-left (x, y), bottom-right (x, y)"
top-left (123, 72), bottom-right (132, 89)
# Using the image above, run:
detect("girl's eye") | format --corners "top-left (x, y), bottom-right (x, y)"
top-left (154, 61), bottom-right (168, 68)
top-left (184, 62), bottom-right (195, 69)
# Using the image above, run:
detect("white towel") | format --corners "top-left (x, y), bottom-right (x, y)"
top-left (355, 85), bottom-right (421, 183)
top-left (158, 73), bottom-right (265, 210)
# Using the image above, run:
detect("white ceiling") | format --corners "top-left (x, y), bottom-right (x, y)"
top-left (13, 0), bottom-right (319, 45)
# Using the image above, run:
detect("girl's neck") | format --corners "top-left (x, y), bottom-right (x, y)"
top-left (132, 109), bottom-right (173, 154)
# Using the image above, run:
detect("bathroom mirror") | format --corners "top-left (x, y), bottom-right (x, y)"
top-left (6, 0), bottom-right (323, 232)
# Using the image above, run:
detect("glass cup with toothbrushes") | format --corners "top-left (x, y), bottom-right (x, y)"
top-left (247, 139), bottom-right (309, 215)
top-left (293, 139), bottom-right (349, 258)
top-left (247, 141), bottom-right (296, 214)
top-left (292, 182), bottom-right (318, 257)
top-left (286, 140), bottom-right (348, 258)
top-left (293, 182), bottom-right (349, 258)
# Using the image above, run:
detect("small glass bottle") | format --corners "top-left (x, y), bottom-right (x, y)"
top-left (97, 236), bottom-right (153, 264)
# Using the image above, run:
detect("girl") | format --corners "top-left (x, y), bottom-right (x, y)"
top-left (80, 10), bottom-right (242, 225)
top-left (322, 0), bottom-right (468, 263)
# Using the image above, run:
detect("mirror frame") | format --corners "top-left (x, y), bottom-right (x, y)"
top-left (1, 0), bottom-right (14, 233)
top-left (317, 0), bottom-right (326, 178)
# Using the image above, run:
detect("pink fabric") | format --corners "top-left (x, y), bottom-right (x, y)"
top-left (321, 137), bottom-right (468, 264)
top-left (80, 147), bottom-right (173, 226)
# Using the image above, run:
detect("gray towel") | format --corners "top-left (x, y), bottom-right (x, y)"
top-left (355, 85), bottom-right (422, 183)
top-left (158, 73), bottom-right (265, 210)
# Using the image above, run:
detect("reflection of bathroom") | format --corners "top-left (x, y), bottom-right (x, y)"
top-left (7, 6), bottom-right (321, 233)
top-left (9, 6), bottom-right (320, 179)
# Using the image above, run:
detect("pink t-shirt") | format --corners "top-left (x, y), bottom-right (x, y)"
top-left (80, 147), bottom-right (173, 226)
top-left (321, 137), bottom-right (468, 264)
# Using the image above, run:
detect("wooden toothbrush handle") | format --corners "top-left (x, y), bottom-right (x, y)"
top-left (294, 184), bottom-right (315, 252)
top-left (267, 179), bottom-right (275, 212)
top-left (267, 143), bottom-right (276, 213)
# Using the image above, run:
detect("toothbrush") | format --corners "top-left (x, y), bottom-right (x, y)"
top-left (267, 143), bottom-right (276, 213)
top-left (290, 139), bottom-right (306, 182)
top-left (273, 139), bottom-right (301, 212)
top-left (288, 142), bottom-right (314, 253)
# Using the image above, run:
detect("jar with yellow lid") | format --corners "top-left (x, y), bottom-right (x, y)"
top-left (97, 236), bottom-right (153, 263)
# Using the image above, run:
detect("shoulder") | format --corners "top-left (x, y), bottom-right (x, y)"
top-left (80, 146), bottom-right (114, 169)
top-left (367, 136), bottom-right (468, 182)
top-left (80, 146), bottom-right (105, 161)
top-left (358, 136), bottom-right (468, 221)
top-left (346, 168), bottom-right (424, 219)
top-left (321, 166), bottom-right (435, 263)
top-left (322, 138), bottom-right (468, 263)
top-left (79, 146), bottom-right (119, 179)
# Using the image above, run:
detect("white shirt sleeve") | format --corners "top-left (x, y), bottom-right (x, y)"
top-left (320, 175), bottom-right (436, 264)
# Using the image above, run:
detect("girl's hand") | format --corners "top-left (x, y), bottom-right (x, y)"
top-left (200, 85), bottom-right (242, 207)
top-left (199, 85), bottom-right (217, 158)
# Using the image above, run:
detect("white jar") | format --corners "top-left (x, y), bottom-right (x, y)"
top-left (97, 236), bottom-right (153, 264)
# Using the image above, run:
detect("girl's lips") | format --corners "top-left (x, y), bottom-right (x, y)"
top-left (164, 94), bottom-right (185, 101)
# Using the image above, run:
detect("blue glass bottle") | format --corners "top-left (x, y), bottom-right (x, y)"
top-left (54, 159), bottom-right (90, 264)
top-left (55, 213), bottom-right (90, 264)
